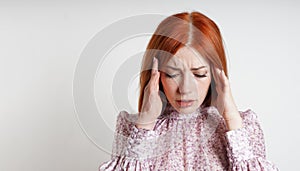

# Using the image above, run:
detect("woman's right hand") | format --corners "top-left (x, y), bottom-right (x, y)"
top-left (136, 57), bottom-right (163, 130)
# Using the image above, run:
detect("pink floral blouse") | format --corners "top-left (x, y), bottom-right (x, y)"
top-left (99, 105), bottom-right (279, 170)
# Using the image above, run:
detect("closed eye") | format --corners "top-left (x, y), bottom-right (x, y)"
top-left (194, 74), bottom-right (207, 78)
top-left (165, 73), bottom-right (207, 78)
top-left (165, 73), bottom-right (179, 78)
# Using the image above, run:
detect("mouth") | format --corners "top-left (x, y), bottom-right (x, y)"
top-left (175, 100), bottom-right (195, 108)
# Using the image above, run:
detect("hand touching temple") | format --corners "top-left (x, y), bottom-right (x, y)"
top-left (99, 11), bottom-right (280, 171)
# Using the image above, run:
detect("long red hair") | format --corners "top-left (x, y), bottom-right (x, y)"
top-left (138, 11), bottom-right (228, 112)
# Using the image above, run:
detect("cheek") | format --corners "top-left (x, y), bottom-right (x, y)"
top-left (161, 77), bottom-right (177, 96)
top-left (196, 79), bottom-right (211, 96)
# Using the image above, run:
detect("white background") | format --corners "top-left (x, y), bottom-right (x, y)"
top-left (1, 0), bottom-right (299, 170)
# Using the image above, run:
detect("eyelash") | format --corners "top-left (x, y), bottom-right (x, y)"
top-left (165, 73), bottom-right (207, 78)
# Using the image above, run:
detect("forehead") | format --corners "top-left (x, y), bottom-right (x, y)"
top-left (164, 46), bottom-right (210, 68)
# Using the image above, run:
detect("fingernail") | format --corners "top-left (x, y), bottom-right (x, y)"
top-left (153, 57), bottom-right (157, 63)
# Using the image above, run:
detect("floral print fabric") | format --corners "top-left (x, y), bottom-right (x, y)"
top-left (99, 105), bottom-right (279, 171)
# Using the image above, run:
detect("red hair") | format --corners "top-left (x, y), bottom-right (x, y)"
top-left (138, 11), bottom-right (228, 112)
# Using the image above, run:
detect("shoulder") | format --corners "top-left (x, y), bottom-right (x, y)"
top-left (238, 108), bottom-right (260, 123)
top-left (116, 110), bottom-right (139, 123)
top-left (115, 110), bottom-right (139, 134)
top-left (238, 108), bottom-right (265, 134)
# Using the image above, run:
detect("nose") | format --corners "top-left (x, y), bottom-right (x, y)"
top-left (177, 73), bottom-right (194, 95)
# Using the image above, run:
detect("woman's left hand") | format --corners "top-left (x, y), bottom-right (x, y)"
top-left (211, 67), bottom-right (243, 130)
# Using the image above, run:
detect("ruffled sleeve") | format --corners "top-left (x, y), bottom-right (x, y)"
top-left (224, 109), bottom-right (280, 170)
top-left (98, 110), bottom-right (161, 171)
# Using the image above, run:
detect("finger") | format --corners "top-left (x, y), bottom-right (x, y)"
top-left (215, 67), bottom-right (227, 89)
top-left (149, 57), bottom-right (160, 91)
top-left (148, 57), bottom-right (158, 84)
top-left (219, 70), bottom-right (229, 88)
top-left (152, 57), bottom-right (158, 75)
top-left (213, 67), bottom-right (221, 84)
top-left (214, 67), bottom-right (224, 94)
top-left (152, 68), bottom-right (160, 92)
top-left (217, 68), bottom-right (230, 91)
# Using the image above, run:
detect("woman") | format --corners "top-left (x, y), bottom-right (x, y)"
top-left (99, 11), bottom-right (279, 170)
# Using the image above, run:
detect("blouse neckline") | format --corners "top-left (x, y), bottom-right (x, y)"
top-left (159, 104), bottom-right (220, 120)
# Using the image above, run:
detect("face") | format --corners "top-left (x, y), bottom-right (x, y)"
top-left (160, 46), bottom-right (211, 114)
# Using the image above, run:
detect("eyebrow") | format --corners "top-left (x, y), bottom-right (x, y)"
top-left (166, 65), bottom-right (207, 71)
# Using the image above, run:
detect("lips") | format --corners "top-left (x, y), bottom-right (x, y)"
top-left (176, 100), bottom-right (195, 108)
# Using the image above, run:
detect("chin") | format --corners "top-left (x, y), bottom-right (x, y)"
top-left (174, 105), bottom-right (199, 114)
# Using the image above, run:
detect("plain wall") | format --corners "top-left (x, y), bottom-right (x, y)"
top-left (0, 0), bottom-right (299, 170)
